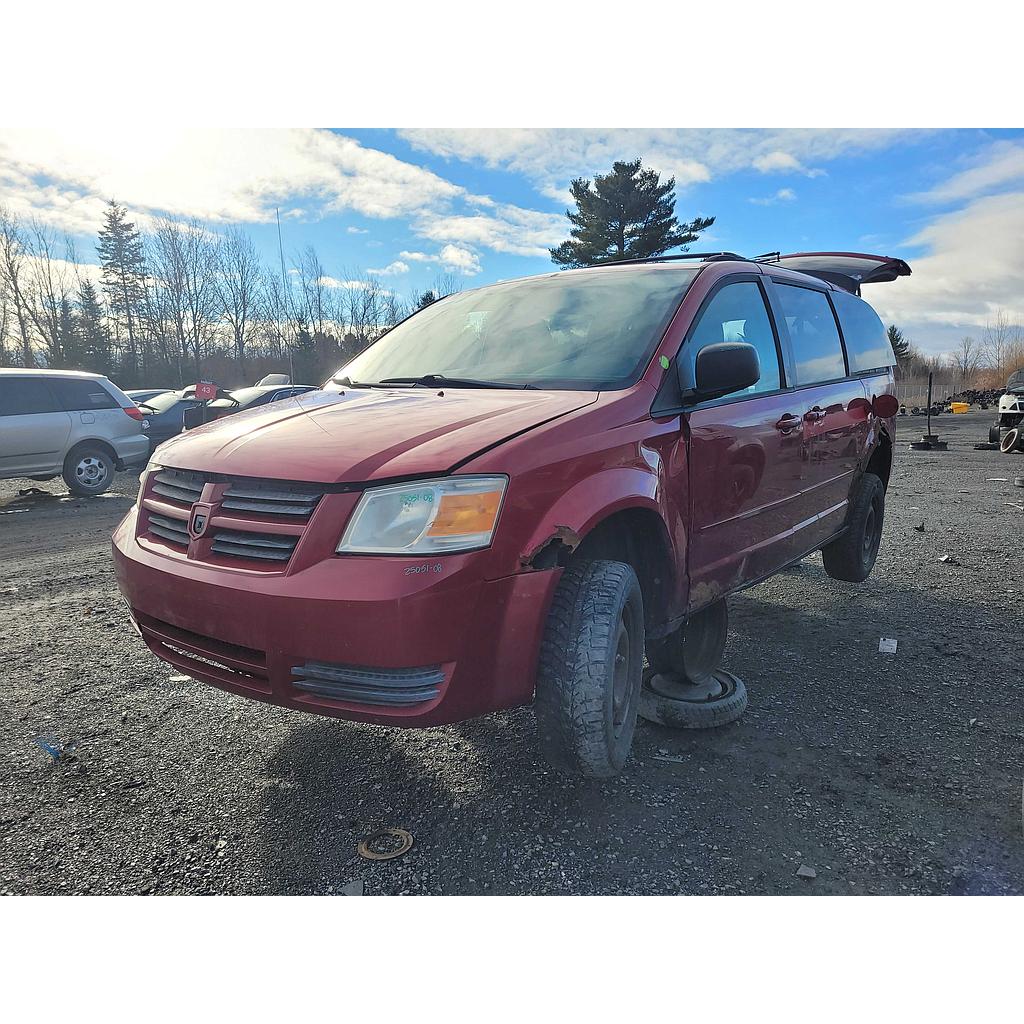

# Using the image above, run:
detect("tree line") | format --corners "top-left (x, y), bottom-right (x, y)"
top-left (888, 317), bottom-right (1024, 388)
top-left (0, 201), bottom-right (457, 389)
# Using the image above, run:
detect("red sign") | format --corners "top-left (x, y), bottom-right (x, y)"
top-left (195, 380), bottom-right (218, 401)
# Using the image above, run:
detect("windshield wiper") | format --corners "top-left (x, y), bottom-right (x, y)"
top-left (376, 374), bottom-right (536, 390)
top-left (136, 401), bottom-right (158, 412)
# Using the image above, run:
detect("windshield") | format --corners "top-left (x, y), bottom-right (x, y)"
top-left (144, 390), bottom-right (187, 413)
top-left (332, 266), bottom-right (698, 391)
top-left (209, 386), bottom-right (269, 408)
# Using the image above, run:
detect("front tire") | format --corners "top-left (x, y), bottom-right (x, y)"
top-left (62, 445), bottom-right (114, 496)
top-left (822, 472), bottom-right (885, 582)
top-left (535, 560), bottom-right (645, 779)
top-left (989, 422), bottom-right (1002, 444)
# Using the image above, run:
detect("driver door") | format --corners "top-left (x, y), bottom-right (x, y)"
top-left (681, 278), bottom-right (806, 609)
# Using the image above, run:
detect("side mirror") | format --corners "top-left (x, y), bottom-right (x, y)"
top-left (691, 342), bottom-right (761, 401)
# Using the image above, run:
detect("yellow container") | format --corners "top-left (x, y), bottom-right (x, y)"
top-left (950, 402), bottom-right (970, 414)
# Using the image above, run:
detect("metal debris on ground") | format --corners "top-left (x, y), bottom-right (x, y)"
top-left (938, 554), bottom-right (956, 563)
top-left (913, 521), bottom-right (925, 532)
top-left (878, 638), bottom-right (898, 654)
top-left (796, 864), bottom-right (817, 880)
top-left (357, 828), bottom-right (414, 861)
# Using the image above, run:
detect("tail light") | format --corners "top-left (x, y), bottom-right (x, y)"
top-left (123, 405), bottom-right (145, 421)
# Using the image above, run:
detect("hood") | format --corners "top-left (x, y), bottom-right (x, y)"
top-left (155, 386), bottom-right (597, 484)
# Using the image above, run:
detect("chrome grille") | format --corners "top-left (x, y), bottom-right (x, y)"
top-left (222, 481), bottom-right (323, 518)
top-left (211, 529), bottom-right (298, 562)
top-left (152, 469), bottom-right (205, 507)
top-left (147, 512), bottom-right (189, 548)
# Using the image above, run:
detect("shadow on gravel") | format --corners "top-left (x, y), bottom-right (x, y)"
top-left (252, 561), bottom-right (1024, 895)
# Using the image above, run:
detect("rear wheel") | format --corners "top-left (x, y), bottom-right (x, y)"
top-left (822, 472), bottom-right (885, 582)
top-left (535, 559), bottom-right (645, 779)
top-left (62, 445), bottom-right (114, 496)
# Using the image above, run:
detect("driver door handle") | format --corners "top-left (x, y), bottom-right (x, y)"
top-left (775, 414), bottom-right (801, 433)
top-left (804, 407), bottom-right (826, 422)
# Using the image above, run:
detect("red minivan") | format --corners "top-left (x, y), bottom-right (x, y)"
top-left (112, 252), bottom-right (907, 777)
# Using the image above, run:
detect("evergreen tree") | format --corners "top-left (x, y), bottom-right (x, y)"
top-left (76, 279), bottom-right (112, 374)
top-left (416, 290), bottom-right (438, 309)
top-left (97, 200), bottom-right (146, 380)
top-left (887, 324), bottom-right (911, 366)
top-left (550, 158), bottom-right (714, 268)
top-left (56, 297), bottom-right (79, 368)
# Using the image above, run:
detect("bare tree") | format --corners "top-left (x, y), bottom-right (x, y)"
top-left (24, 221), bottom-right (76, 367)
top-left (0, 206), bottom-right (35, 366)
top-left (952, 335), bottom-right (982, 387)
top-left (982, 310), bottom-right (1023, 380)
top-left (217, 227), bottom-right (264, 372)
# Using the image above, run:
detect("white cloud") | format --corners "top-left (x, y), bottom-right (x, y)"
top-left (751, 151), bottom-right (824, 177)
top-left (399, 128), bottom-right (915, 200)
top-left (0, 128), bottom-right (464, 233)
top-left (909, 140), bottom-right (1024, 204)
top-left (413, 203), bottom-right (563, 258)
top-left (749, 187), bottom-right (797, 206)
top-left (346, 226), bottom-right (369, 234)
top-left (366, 260), bottom-right (410, 276)
top-left (0, 128), bottom-right (567, 266)
top-left (396, 244), bottom-right (482, 276)
top-left (868, 191), bottom-right (1024, 353)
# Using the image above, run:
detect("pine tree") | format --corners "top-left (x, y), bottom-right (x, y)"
top-left (97, 200), bottom-right (146, 380)
top-left (887, 324), bottom-right (911, 366)
top-left (416, 290), bottom-right (438, 309)
top-left (76, 279), bottom-right (112, 374)
top-left (550, 159), bottom-right (714, 268)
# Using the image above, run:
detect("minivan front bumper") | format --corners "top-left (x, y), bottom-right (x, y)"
top-left (111, 507), bottom-right (555, 726)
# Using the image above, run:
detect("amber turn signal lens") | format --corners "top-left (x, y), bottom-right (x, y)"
top-left (426, 490), bottom-right (503, 537)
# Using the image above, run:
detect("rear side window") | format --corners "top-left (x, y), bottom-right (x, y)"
top-left (0, 378), bottom-right (61, 416)
top-left (50, 378), bottom-right (119, 411)
top-left (687, 282), bottom-right (782, 394)
top-left (831, 291), bottom-right (896, 372)
top-left (775, 283), bottom-right (847, 385)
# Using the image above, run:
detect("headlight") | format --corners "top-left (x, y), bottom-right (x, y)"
top-left (337, 476), bottom-right (507, 555)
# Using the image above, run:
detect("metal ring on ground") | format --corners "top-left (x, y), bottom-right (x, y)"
top-left (357, 828), bottom-right (414, 861)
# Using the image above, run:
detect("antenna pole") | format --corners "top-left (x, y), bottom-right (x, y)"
top-left (276, 208), bottom-right (294, 383)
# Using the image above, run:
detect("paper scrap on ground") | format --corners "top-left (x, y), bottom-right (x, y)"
top-left (878, 638), bottom-right (898, 654)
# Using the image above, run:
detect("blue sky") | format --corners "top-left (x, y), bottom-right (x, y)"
top-left (2, 128), bottom-right (1022, 354)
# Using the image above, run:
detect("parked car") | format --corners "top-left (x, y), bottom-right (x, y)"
top-left (988, 367), bottom-right (1024, 443)
top-left (136, 390), bottom-right (206, 451)
top-left (112, 251), bottom-right (905, 777)
top-left (1, 369), bottom-right (149, 495)
top-left (180, 384), bottom-right (318, 431)
top-left (125, 388), bottom-right (172, 405)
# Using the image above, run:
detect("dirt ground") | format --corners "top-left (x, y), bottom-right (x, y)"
top-left (2, 409), bottom-right (1022, 895)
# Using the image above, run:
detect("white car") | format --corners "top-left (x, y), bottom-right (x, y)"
top-left (990, 369), bottom-right (1024, 443)
top-left (0, 369), bottom-right (149, 495)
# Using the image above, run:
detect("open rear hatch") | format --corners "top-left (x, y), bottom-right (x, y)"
top-left (768, 252), bottom-right (911, 294)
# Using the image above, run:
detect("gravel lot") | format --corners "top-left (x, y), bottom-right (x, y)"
top-left (2, 410), bottom-right (1023, 895)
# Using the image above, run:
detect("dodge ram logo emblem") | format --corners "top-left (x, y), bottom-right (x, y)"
top-left (188, 502), bottom-right (213, 539)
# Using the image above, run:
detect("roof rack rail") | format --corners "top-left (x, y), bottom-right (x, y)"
top-left (598, 251), bottom-right (747, 268)
top-left (752, 251), bottom-right (781, 262)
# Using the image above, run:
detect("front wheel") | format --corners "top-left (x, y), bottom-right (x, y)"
top-left (989, 422), bottom-right (1002, 444)
top-left (535, 560), bottom-right (645, 779)
top-left (62, 445), bottom-right (114, 496)
top-left (822, 472), bottom-right (885, 582)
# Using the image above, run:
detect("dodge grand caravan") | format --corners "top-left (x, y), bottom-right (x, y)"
top-left (112, 252), bottom-right (907, 778)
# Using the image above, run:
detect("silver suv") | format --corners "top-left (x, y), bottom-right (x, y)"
top-left (0, 369), bottom-right (149, 496)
